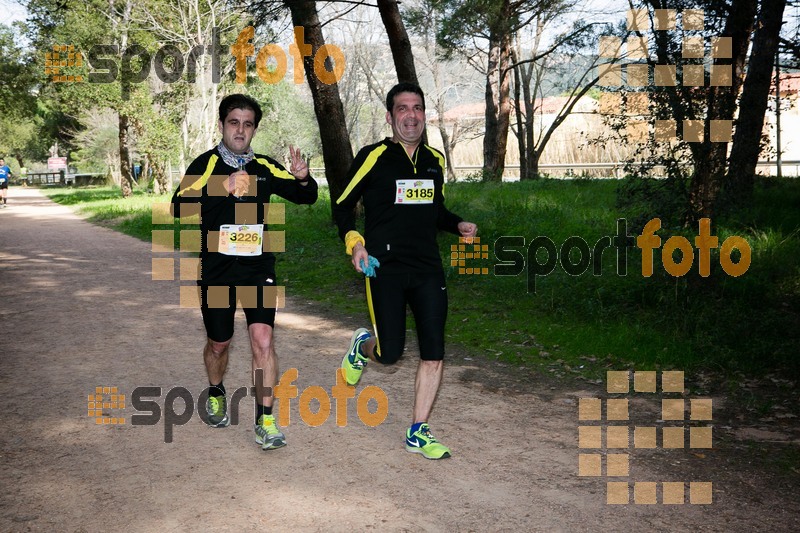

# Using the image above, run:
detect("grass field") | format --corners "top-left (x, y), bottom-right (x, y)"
top-left (42, 178), bottom-right (800, 380)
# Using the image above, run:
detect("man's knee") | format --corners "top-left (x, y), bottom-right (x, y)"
top-left (249, 323), bottom-right (275, 355)
top-left (373, 342), bottom-right (403, 366)
top-left (206, 338), bottom-right (231, 357)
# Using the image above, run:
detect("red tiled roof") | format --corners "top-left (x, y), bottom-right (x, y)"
top-left (439, 102), bottom-right (484, 121)
top-left (436, 96), bottom-right (594, 122)
top-left (776, 72), bottom-right (800, 94)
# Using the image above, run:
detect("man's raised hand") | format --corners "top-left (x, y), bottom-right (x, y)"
top-left (289, 145), bottom-right (309, 181)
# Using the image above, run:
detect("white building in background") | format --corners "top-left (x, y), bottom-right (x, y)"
top-left (763, 71), bottom-right (800, 176)
top-left (426, 95), bottom-right (605, 177)
top-left (429, 73), bottom-right (800, 178)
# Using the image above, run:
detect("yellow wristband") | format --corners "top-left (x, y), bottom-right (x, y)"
top-left (345, 230), bottom-right (365, 255)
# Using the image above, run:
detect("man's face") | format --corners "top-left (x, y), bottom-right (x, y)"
top-left (0, 160), bottom-right (5, 167)
top-left (386, 92), bottom-right (425, 146)
top-left (218, 108), bottom-right (257, 154)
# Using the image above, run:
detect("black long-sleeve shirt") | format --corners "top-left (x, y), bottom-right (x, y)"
top-left (171, 147), bottom-right (318, 284)
top-left (333, 139), bottom-right (462, 274)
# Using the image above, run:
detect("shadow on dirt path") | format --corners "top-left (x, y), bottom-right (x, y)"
top-left (0, 188), bottom-right (797, 532)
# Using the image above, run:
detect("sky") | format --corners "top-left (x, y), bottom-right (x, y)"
top-left (0, 0), bottom-right (26, 26)
top-left (0, 0), bottom-right (630, 28)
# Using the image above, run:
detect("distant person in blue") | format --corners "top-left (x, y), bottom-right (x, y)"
top-left (0, 158), bottom-right (12, 208)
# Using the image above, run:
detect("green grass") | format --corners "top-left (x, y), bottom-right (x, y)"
top-left (42, 179), bottom-right (800, 379)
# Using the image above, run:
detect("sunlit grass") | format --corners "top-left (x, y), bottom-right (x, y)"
top-left (43, 179), bottom-right (800, 378)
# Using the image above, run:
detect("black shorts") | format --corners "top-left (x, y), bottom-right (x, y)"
top-left (200, 277), bottom-right (279, 342)
top-left (0, 182), bottom-right (8, 189)
top-left (365, 271), bottom-right (448, 364)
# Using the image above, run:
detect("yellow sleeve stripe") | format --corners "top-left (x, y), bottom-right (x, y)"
top-left (177, 154), bottom-right (218, 196)
top-left (336, 144), bottom-right (387, 205)
top-left (426, 145), bottom-right (447, 197)
top-left (427, 145), bottom-right (446, 175)
top-left (256, 157), bottom-right (294, 180)
top-left (345, 230), bottom-right (365, 255)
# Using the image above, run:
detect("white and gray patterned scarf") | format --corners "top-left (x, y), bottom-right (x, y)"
top-left (217, 141), bottom-right (255, 169)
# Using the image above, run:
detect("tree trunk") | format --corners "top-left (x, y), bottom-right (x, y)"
top-left (432, 81), bottom-right (455, 182)
top-left (689, 144), bottom-right (727, 220)
top-left (513, 20), bottom-right (539, 181)
top-left (376, 0), bottom-right (419, 85)
top-left (287, 0), bottom-right (353, 210)
top-left (483, 35), bottom-right (502, 181)
top-left (511, 47), bottom-right (527, 181)
top-left (148, 154), bottom-right (170, 194)
top-left (522, 81), bottom-right (535, 180)
top-left (119, 113), bottom-right (134, 198)
top-left (687, 0), bottom-right (757, 223)
top-left (522, 24), bottom-right (541, 181)
top-left (483, 3), bottom-right (512, 183)
top-left (495, 32), bottom-right (512, 181)
top-left (726, 0), bottom-right (787, 202)
top-left (436, 113), bottom-right (457, 182)
top-left (153, 158), bottom-right (169, 194)
top-left (141, 157), bottom-right (149, 186)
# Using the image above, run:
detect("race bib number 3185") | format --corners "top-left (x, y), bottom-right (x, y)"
top-left (395, 179), bottom-right (434, 204)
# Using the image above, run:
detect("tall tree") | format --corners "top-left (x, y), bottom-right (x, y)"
top-left (405, 0), bottom-right (482, 181)
top-left (336, 11), bottom-right (393, 149)
top-left (437, 0), bottom-right (570, 181)
top-left (0, 23), bottom-right (42, 168)
top-left (726, 0), bottom-right (788, 201)
top-left (510, 17), bottom-right (611, 179)
top-left (114, 0), bottom-right (137, 198)
top-left (684, 0), bottom-right (756, 220)
top-left (239, 0), bottom-right (355, 207)
top-left (377, 0), bottom-right (420, 85)
top-left (286, 1), bottom-right (354, 207)
top-left (134, 0), bottom-right (241, 175)
top-left (610, 0), bottom-right (760, 223)
top-left (25, 0), bottom-right (154, 196)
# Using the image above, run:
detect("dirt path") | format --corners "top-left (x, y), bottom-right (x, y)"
top-left (0, 188), bottom-right (797, 532)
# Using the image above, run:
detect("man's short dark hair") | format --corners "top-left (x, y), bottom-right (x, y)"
top-left (386, 82), bottom-right (426, 114)
top-left (219, 94), bottom-right (263, 127)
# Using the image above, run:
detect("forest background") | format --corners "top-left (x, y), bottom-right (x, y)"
top-left (2, 0), bottom-right (800, 387)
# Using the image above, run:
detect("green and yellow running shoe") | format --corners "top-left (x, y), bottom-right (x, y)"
top-left (205, 395), bottom-right (230, 428)
top-left (405, 423), bottom-right (452, 460)
top-left (255, 414), bottom-right (286, 450)
top-left (341, 328), bottom-right (371, 386)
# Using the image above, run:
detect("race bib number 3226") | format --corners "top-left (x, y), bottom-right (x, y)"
top-left (395, 179), bottom-right (434, 204)
top-left (218, 224), bottom-right (263, 256)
